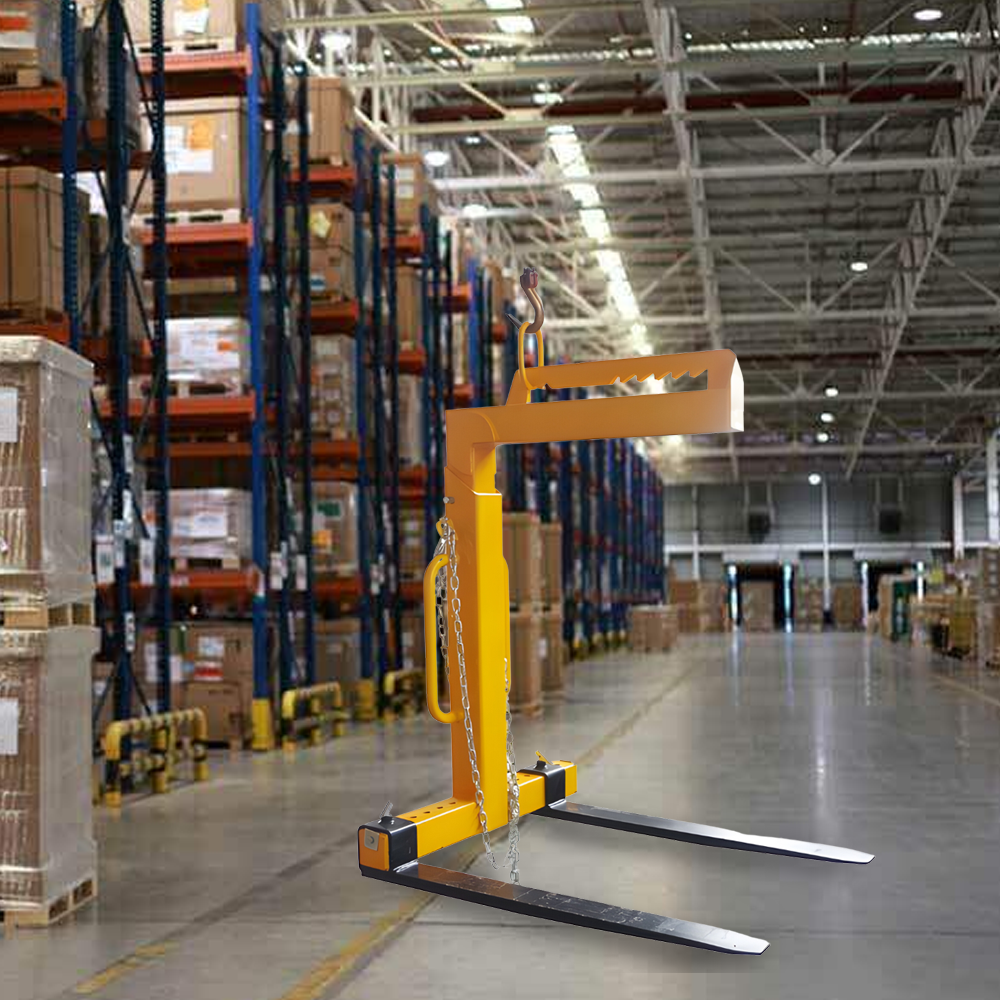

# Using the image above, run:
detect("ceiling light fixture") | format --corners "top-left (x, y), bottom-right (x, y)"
top-left (820, 412), bottom-right (835, 424)
top-left (463, 135), bottom-right (482, 146)
top-left (825, 386), bottom-right (839, 398)
top-left (849, 260), bottom-right (869, 274)
top-left (424, 149), bottom-right (451, 169)
top-left (914, 8), bottom-right (943, 22)
top-left (462, 203), bottom-right (488, 219)
top-left (808, 473), bottom-right (822, 486)
top-left (816, 431), bottom-right (830, 444)
top-left (322, 31), bottom-right (352, 54)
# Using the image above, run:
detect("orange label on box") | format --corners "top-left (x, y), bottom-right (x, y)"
top-left (0, 14), bottom-right (30, 31)
top-left (187, 118), bottom-right (215, 151)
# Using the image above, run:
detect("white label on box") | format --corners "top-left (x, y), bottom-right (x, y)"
top-left (95, 535), bottom-right (115, 585)
top-left (199, 636), bottom-right (225, 659)
top-left (539, 639), bottom-right (547, 659)
top-left (177, 330), bottom-right (241, 369)
top-left (0, 699), bottom-right (18, 756)
top-left (145, 642), bottom-right (158, 683)
top-left (179, 511), bottom-right (227, 539)
top-left (174, 147), bottom-right (214, 174)
top-left (171, 655), bottom-right (184, 685)
top-left (296, 554), bottom-right (307, 592)
top-left (175, 6), bottom-right (210, 37)
top-left (0, 387), bottom-right (18, 442)
top-left (139, 537), bottom-right (155, 586)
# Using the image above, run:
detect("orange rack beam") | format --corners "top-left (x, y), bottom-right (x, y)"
top-left (312, 298), bottom-right (359, 336)
top-left (139, 221), bottom-right (254, 278)
top-left (491, 320), bottom-right (509, 344)
top-left (444, 282), bottom-right (471, 313)
top-left (315, 575), bottom-right (363, 603)
top-left (293, 163), bottom-right (357, 202)
top-left (0, 317), bottom-right (69, 344)
top-left (393, 233), bottom-right (422, 258)
top-left (453, 383), bottom-right (475, 407)
top-left (401, 581), bottom-right (423, 603)
top-left (138, 49), bottom-right (253, 101)
top-left (0, 83), bottom-right (65, 118)
top-left (133, 566), bottom-right (260, 597)
top-left (99, 394), bottom-right (255, 426)
top-left (399, 348), bottom-right (426, 374)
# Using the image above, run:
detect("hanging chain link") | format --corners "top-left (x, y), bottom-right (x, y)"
top-left (435, 515), bottom-right (521, 883)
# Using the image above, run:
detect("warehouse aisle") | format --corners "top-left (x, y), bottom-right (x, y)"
top-left (3, 635), bottom-right (1000, 1000)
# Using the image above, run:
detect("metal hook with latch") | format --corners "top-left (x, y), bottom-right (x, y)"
top-left (506, 267), bottom-right (545, 391)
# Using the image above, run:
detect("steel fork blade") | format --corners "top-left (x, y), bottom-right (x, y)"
top-left (361, 862), bottom-right (769, 955)
top-left (536, 800), bottom-right (874, 864)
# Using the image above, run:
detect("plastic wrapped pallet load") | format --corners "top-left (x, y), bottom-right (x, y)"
top-left (312, 482), bottom-right (358, 575)
top-left (509, 609), bottom-right (541, 717)
top-left (0, 0), bottom-right (61, 82)
top-left (143, 489), bottom-right (251, 566)
top-left (0, 337), bottom-right (94, 612)
top-left (166, 317), bottom-right (249, 395)
top-left (0, 626), bottom-right (100, 921)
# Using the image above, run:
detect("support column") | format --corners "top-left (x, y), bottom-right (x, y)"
top-left (988, 434), bottom-right (1000, 545)
top-left (952, 474), bottom-right (965, 561)
top-left (821, 478), bottom-right (831, 614)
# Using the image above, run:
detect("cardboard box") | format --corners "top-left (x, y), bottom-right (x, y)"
top-left (144, 489), bottom-right (251, 564)
top-left (88, 212), bottom-right (144, 339)
top-left (313, 482), bottom-right (358, 575)
top-left (502, 513), bottom-right (543, 608)
top-left (398, 375), bottom-right (423, 468)
top-left (397, 268), bottom-right (421, 350)
top-left (0, 337), bottom-right (94, 607)
top-left (307, 77), bottom-right (354, 164)
top-left (0, 626), bottom-right (99, 910)
top-left (386, 153), bottom-right (433, 230)
top-left (540, 521), bottom-right (562, 608)
top-left (181, 681), bottom-right (247, 745)
top-left (128, 0), bottom-right (284, 48)
top-left (315, 618), bottom-right (361, 686)
top-left (540, 610), bottom-right (564, 697)
top-left (400, 511), bottom-right (425, 582)
top-left (309, 245), bottom-right (354, 299)
top-left (509, 609), bottom-right (541, 716)
top-left (136, 98), bottom-right (245, 213)
top-left (400, 610), bottom-right (425, 673)
top-left (313, 337), bottom-right (355, 441)
top-left (0, 0), bottom-right (61, 80)
top-left (741, 582), bottom-right (775, 632)
top-left (136, 626), bottom-right (189, 713)
top-left (167, 317), bottom-right (249, 392)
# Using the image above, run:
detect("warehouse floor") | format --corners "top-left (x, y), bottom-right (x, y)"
top-left (4, 633), bottom-right (1000, 1000)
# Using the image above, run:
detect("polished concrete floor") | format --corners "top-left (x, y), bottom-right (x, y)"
top-left (4, 633), bottom-right (1000, 999)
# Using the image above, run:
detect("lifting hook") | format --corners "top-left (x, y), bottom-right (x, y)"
top-left (520, 267), bottom-right (544, 334)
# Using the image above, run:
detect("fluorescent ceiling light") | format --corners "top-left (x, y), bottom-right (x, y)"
top-left (322, 31), bottom-right (352, 53)
top-left (463, 135), bottom-right (482, 145)
top-left (816, 431), bottom-right (830, 444)
top-left (849, 260), bottom-right (869, 273)
top-left (913, 8), bottom-right (943, 22)
top-left (630, 322), bottom-right (647, 338)
top-left (424, 150), bottom-right (450, 169)
top-left (820, 412), bottom-right (835, 424)
top-left (497, 16), bottom-right (534, 33)
top-left (824, 386), bottom-right (839, 398)
top-left (808, 473), bottom-right (822, 486)
top-left (532, 91), bottom-right (562, 106)
top-left (567, 183), bottom-right (600, 207)
top-left (579, 208), bottom-right (610, 242)
top-left (463, 203), bottom-right (488, 219)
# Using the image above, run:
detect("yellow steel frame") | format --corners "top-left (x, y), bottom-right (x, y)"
top-left (367, 316), bottom-right (743, 864)
top-left (280, 681), bottom-right (348, 751)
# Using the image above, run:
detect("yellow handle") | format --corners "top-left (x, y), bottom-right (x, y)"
top-left (424, 552), bottom-right (459, 725)
top-left (517, 319), bottom-right (544, 392)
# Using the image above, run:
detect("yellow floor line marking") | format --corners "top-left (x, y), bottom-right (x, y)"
top-left (933, 672), bottom-right (1000, 711)
top-left (73, 943), bottom-right (176, 995)
top-left (275, 660), bottom-right (700, 1000)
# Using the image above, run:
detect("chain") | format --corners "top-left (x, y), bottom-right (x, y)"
top-left (436, 515), bottom-right (521, 883)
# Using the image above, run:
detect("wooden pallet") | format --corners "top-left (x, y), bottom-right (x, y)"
top-left (0, 875), bottom-right (97, 930)
top-left (136, 36), bottom-right (238, 56)
top-left (0, 305), bottom-right (64, 326)
top-left (132, 377), bottom-right (244, 399)
top-left (0, 600), bottom-right (95, 630)
top-left (0, 66), bottom-right (43, 89)
top-left (137, 206), bottom-right (242, 227)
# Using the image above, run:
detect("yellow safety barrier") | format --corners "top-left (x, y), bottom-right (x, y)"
top-left (102, 709), bottom-right (209, 807)
top-left (382, 668), bottom-right (426, 721)
top-left (280, 682), bottom-right (349, 751)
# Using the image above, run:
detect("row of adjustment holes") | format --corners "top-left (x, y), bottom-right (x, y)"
top-left (407, 799), bottom-right (458, 819)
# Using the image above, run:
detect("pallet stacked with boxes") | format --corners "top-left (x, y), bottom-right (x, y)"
top-left (0, 339), bottom-right (99, 926)
top-left (832, 582), bottom-right (863, 630)
top-left (671, 579), bottom-right (728, 633)
top-left (741, 582), bottom-right (775, 632)
top-left (977, 548), bottom-right (1000, 668)
top-left (503, 512), bottom-right (544, 716)
top-left (629, 605), bottom-right (680, 653)
top-left (540, 519), bottom-right (565, 700)
top-left (794, 579), bottom-right (824, 632)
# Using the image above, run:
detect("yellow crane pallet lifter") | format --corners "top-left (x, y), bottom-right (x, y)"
top-left (357, 270), bottom-right (872, 955)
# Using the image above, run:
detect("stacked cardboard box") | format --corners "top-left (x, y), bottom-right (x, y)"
top-left (540, 609), bottom-right (564, 698)
top-left (128, 0), bottom-right (285, 51)
top-left (306, 77), bottom-right (354, 165)
top-left (629, 605), bottom-right (680, 653)
top-left (400, 510), bottom-right (425, 583)
top-left (0, 338), bottom-right (97, 918)
top-left (0, 0), bottom-right (61, 83)
top-left (502, 512), bottom-right (543, 609)
top-left (165, 317), bottom-right (249, 394)
top-left (136, 98), bottom-right (246, 214)
top-left (0, 338), bottom-right (95, 607)
top-left (135, 625), bottom-right (189, 719)
top-left (400, 610), bottom-right (425, 673)
top-left (794, 580), bottom-right (824, 632)
top-left (977, 601), bottom-right (1000, 669)
top-left (385, 153), bottom-right (436, 231)
top-left (312, 482), bottom-right (358, 576)
top-left (977, 548), bottom-right (1000, 602)
top-left (671, 580), bottom-right (727, 633)
top-left (315, 618), bottom-right (361, 697)
top-left (540, 521), bottom-right (563, 610)
top-left (832, 582), bottom-right (862, 630)
top-left (0, 169), bottom-right (90, 324)
top-left (741, 582), bottom-right (775, 632)
top-left (313, 337), bottom-right (355, 441)
top-left (0, 627), bottom-right (100, 915)
top-left (397, 269), bottom-right (421, 351)
top-left (88, 211), bottom-right (144, 339)
top-left (509, 609), bottom-right (541, 716)
top-left (308, 202), bottom-right (354, 300)
top-left (144, 489), bottom-right (252, 566)
top-left (398, 375), bottom-right (423, 468)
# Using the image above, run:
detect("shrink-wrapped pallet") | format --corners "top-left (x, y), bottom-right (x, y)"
top-left (166, 317), bottom-right (249, 394)
top-left (0, 626), bottom-right (99, 914)
top-left (0, 337), bottom-right (94, 609)
top-left (144, 489), bottom-right (251, 565)
top-left (313, 482), bottom-right (358, 575)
